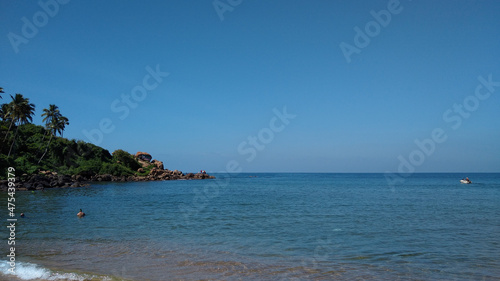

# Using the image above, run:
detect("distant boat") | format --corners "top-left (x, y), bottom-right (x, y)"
top-left (460, 179), bottom-right (472, 184)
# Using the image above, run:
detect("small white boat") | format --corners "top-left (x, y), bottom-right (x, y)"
top-left (460, 179), bottom-right (471, 184)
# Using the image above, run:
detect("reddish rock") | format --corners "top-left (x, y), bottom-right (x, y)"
top-left (135, 152), bottom-right (152, 162)
top-left (151, 159), bottom-right (164, 170)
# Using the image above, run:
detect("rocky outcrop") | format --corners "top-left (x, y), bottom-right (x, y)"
top-left (130, 168), bottom-right (215, 181)
top-left (0, 168), bottom-right (215, 191)
top-left (137, 159), bottom-right (150, 168)
top-left (1, 151), bottom-right (215, 191)
top-left (151, 159), bottom-right (164, 170)
top-left (135, 153), bottom-right (164, 170)
top-left (0, 171), bottom-right (88, 191)
top-left (135, 152), bottom-right (152, 162)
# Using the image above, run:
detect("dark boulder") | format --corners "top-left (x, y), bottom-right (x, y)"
top-left (58, 175), bottom-right (72, 186)
top-left (97, 174), bottom-right (112, 181)
top-left (23, 183), bottom-right (33, 190)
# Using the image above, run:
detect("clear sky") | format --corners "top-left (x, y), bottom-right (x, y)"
top-left (1, 0), bottom-right (499, 173)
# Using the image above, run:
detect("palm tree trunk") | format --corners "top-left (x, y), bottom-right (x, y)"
top-left (3, 118), bottom-right (15, 142)
top-left (7, 123), bottom-right (20, 157)
top-left (37, 128), bottom-right (50, 155)
top-left (38, 134), bottom-right (54, 164)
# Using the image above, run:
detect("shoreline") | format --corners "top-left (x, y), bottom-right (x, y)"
top-left (0, 169), bottom-right (215, 191)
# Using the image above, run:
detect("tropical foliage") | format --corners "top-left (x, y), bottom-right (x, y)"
top-left (0, 89), bottom-right (141, 179)
top-left (4, 94), bottom-right (36, 156)
top-left (38, 104), bottom-right (70, 163)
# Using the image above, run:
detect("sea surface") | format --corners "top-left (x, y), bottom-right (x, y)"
top-left (1, 173), bottom-right (499, 280)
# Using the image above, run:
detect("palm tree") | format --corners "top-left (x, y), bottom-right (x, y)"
top-left (55, 115), bottom-right (69, 137)
top-left (0, 103), bottom-right (9, 143)
top-left (0, 102), bottom-right (10, 143)
top-left (41, 104), bottom-right (61, 140)
top-left (0, 103), bottom-right (10, 122)
top-left (6, 94), bottom-right (36, 156)
top-left (38, 114), bottom-right (69, 163)
top-left (0, 87), bottom-right (6, 125)
top-left (2, 103), bottom-right (13, 141)
top-left (42, 104), bottom-right (61, 125)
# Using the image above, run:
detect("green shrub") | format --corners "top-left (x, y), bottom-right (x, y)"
top-left (13, 155), bottom-right (40, 175)
top-left (0, 155), bottom-right (15, 179)
top-left (136, 164), bottom-right (154, 177)
top-left (112, 149), bottom-right (141, 171)
top-left (100, 162), bottom-right (134, 177)
top-left (74, 159), bottom-right (102, 176)
top-left (0, 122), bottom-right (144, 179)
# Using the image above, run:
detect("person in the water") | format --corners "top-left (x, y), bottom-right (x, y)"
top-left (77, 209), bottom-right (85, 217)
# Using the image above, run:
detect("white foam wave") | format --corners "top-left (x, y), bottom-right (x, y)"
top-left (0, 261), bottom-right (112, 281)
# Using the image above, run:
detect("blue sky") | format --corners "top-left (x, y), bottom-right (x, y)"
top-left (1, 0), bottom-right (499, 173)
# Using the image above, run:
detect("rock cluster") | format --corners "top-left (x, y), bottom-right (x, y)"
top-left (130, 151), bottom-right (214, 181)
top-left (0, 151), bottom-right (214, 191)
top-left (89, 169), bottom-right (214, 182)
top-left (1, 169), bottom-right (214, 191)
top-left (135, 151), bottom-right (152, 162)
top-left (0, 171), bottom-right (87, 191)
top-left (151, 159), bottom-right (164, 170)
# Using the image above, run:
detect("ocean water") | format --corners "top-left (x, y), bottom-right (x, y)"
top-left (1, 173), bottom-right (499, 281)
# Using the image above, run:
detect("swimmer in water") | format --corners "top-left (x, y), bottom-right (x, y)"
top-left (77, 209), bottom-right (85, 217)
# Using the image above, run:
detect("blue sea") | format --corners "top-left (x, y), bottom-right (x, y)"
top-left (1, 173), bottom-right (499, 280)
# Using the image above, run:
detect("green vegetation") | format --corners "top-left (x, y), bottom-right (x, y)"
top-left (112, 149), bottom-right (142, 172)
top-left (136, 164), bottom-right (155, 177)
top-left (0, 89), bottom-right (142, 180)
